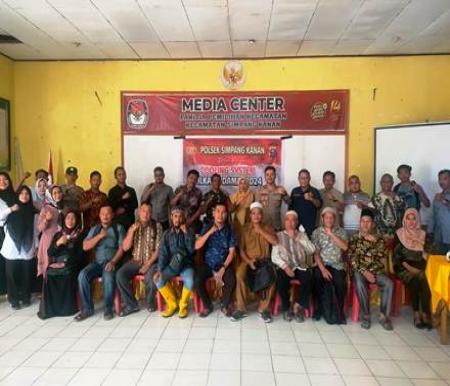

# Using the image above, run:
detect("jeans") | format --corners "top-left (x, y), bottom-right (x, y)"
top-left (116, 260), bottom-right (158, 310)
top-left (78, 261), bottom-right (115, 315)
top-left (156, 267), bottom-right (194, 290)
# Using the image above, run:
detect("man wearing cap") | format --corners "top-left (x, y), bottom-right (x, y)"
top-left (61, 166), bottom-right (84, 212)
top-left (195, 203), bottom-right (237, 317)
top-left (272, 211), bottom-right (315, 322)
top-left (349, 208), bottom-right (394, 331)
top-left (154, 206), bottom-right (196, 318)
top-left (232, 201), bottom-right (277, 323)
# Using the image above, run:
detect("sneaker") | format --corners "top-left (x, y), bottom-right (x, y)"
top-left (283, 310), bottom-right (293, 322)
top-left (231, 310), bottom-right (247, 322)
top-left (258, 311), bottom-right (273, 323)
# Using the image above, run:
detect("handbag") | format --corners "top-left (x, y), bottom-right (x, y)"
top-left (246, 259), bottom-right (276, 293)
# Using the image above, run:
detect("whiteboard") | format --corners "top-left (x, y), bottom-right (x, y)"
top-left (124, 135), bottom-right (346, 201)
top-left (374, 122), bottom-right (450, 224)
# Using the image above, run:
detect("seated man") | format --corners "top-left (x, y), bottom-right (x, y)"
top-left (154, 206), bottom-right (196, 318)
top-left (76, 205), bottom-right (125, 321)
top-left (116, 203), bottom-right (163, 316)
top-left (195, 203), bottom-right (237, 317)
top-left (232, 202), bottom-right (278, 323)
top-left (349, 208), bottom-right (394, 331)
top-left (272, 211), bottom-right (315, 322)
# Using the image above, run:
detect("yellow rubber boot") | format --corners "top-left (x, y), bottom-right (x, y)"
top-left (159, 283), bottom-right (178, 317)
top-left (178, 287), bottom-right (192, 319)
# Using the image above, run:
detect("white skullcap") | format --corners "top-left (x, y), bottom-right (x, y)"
top-left (285, 210), bottom-right (298, 218)
top-left (250, 202), bottom-right (263, 211)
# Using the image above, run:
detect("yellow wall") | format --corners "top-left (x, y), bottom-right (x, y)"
top-left (0, 54), bottom-right (14, 172)
top-left (11, 56), bottom-right (450, 192)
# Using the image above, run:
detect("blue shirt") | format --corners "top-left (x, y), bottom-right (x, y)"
top-left (200, 222), bottom-right (237, 271)
top-left (428, 192), bottom-right (450, 245)
top-left (84, 223), bottom-right (126, 265)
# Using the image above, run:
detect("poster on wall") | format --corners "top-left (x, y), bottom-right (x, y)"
top-left (122, 90), bottom-right (348, 136)
top-left (183, 138), bottom-right (281, 193)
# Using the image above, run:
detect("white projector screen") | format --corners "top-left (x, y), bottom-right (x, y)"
top-left (374, 122), bottom-right (450, 224)
top-left (123, 135), bottom-right (346, 202)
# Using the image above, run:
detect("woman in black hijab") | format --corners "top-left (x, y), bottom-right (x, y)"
top-left (0, 185), bottom-right (37, 309)
top-left (38, 210), bottom-right (83, 319)
top-left (0, 172), bottom-right (18, 296)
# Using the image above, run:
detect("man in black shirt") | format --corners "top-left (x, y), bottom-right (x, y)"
top-left (108, 167), bottom-right (138, 231)
top-left (289, 169), bottom-right (322, 237)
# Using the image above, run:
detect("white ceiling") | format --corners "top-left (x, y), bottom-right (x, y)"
top-left (0, 0), bottom-right (450, 60)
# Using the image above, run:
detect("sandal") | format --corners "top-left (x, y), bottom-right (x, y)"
top-left (199, 306), bottom-right (213, 318)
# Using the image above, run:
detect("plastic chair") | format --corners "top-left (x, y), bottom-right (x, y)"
top-left (272, 279), bottom-right (314, 317)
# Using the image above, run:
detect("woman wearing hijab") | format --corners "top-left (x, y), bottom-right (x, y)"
top-left (311, 207), bottom-right (349, 324)
top-left (393, 208), bottom-right (431, 329)
top-left (229, 177), bottom-right (254, 237)
top-left (37, 185), bottom-right (65, 278)
top-left (0, 172), bottom-right (17, 296)
top-left (0, 185), bottom-right (38, 309)
top-left (38, 210), bottom-right (83, 319)
top-left (33, 178), bottom-right (47, 211)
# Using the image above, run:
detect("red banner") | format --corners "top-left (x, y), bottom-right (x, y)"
top-left (183, 138), bottom-right (281, 192)
top-left (122, 90), bottom-right (348, 135)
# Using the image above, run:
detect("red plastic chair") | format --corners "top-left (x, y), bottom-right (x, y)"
top-left (272, 279), bottom-right (314, 317)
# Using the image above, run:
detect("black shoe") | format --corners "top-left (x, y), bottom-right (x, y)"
top-left (10, 303), bottom-right (20, 310)
top-left (231, 310), bottom-right (247, 322)
top-left (21, 300), bottom-right (31, 307)
top-left (147, 304), bottom-right (157, 313)
top-left (361, 316), bottom-right (371, 330)
top-left (294, 309), bottom-right (305, 323)
top-left (104, 311), bottom-right (114, 320)
top-left (119, 307), bottom-right (139, 317)
top-left (258, 311), bottom-right (273, 323)
top-left (74, 312), bottom-right (91, 322)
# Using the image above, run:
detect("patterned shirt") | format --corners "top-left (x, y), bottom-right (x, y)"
top-left (200, 222), bottom-right (237, 271)
top-left (80, 189), bottom-right (108, 230)
top-left (201, 189), bottom-right (229, 222)
top-left (371, 192), bottom-right (405, 237)
top-left (349, 234), bottom-right (387, 274)
top-left (174, 185), bottom-right (203, 221)
top-left (312, 226), bottom-right (347, 271)
top-left (131, 220), bottom-right (163, 265)
top-left (272, 230), bottom-right (315, 270)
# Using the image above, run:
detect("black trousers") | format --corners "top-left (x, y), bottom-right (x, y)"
top-left (5, 259), bottom-right (33, 305)
top-left (195, 264), bottom-right (235, 309)
top-left (0, 227), bottom-right (6, 295)
top-left (408, 274), bottom-right (431, 314)
top-left (313, 265), bottom-right (347, 324)
top-left (276, 268), bottom-right (312, 311)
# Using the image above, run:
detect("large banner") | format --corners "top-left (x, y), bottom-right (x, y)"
top-left (122, 90), bottom-right (348, 136)
top-left (183, 138), bottom-right (281, 192)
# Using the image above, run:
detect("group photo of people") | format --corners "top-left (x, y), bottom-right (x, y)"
top-left (0, 163), bottom-right (448, 332)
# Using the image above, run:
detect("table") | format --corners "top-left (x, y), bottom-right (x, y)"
top-left (425, 254), bottom-right (450, 344)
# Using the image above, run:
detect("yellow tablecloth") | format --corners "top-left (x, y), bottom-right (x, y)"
top-left (426, 255), bottom-right (450, 313)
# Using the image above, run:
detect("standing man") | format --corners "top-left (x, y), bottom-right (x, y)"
top-left (108, 167), bottom-right (138, 231)
top-left (195, 203), bottom-right (236, 317)
top-left (200, 173), bottom-right (229, 224)
top-left (343, 175), bottom-right (370, 237)
top-left (232, 202), bottom-right (278, 323)
top-left (140, 166), bottom-right (174, 230)
top-left (394, 164), bottom-right (430, 210)
top-left (289, 169), bottom-right (322, 237)
top-left (61, 166), bottom-right (84, 212)
top-left (320, 171), bottom-right (344, 221)
top-left (255, 166), bottom-right (290, 231)
top-left (79, 171), bottom-right (108, 231)
top-left (428, 169), bottom-right (450, 254)
top-left (171, 169), bottom-right (203, 234)
top-left (349, 209), bottom-right (393, 331)
top-left (116, 203), bottom-right (163, 315)
top-left (154, 206), bottom-right (196, 318)
top-left (75, 205), bottom-right (125, 321)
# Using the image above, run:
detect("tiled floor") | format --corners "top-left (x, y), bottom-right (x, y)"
top-left (0, 298), bottom-right (449, 386)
